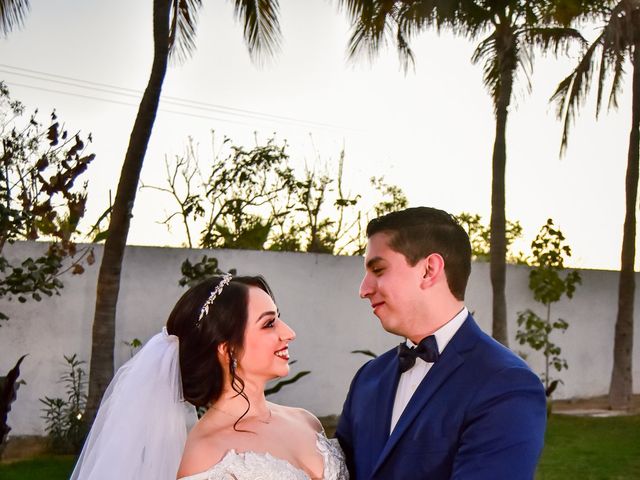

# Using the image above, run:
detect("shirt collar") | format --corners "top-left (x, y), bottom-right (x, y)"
top-left (406, 306), bottom-right (468, 354)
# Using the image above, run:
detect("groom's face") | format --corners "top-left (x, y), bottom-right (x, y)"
top-left (360, 232), bottom-right (426, 337)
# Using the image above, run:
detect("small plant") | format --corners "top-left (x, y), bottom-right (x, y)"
top-left (516, 219), bottom-right (581, 404)
top-left (0, 355), bottom-right (27, 455)
top-left (40, 354), bottom-right (88, 453)
top-left (123, 338), bottom-right (142, 358)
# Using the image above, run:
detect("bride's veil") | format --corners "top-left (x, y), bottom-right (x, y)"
top-left (71, 327), bottom-right (198, 480)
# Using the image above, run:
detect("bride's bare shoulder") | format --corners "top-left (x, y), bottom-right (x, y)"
top-left (272, 403), bottom-right (323, 432)
top-left (177, 416), bottom-right (230, 478)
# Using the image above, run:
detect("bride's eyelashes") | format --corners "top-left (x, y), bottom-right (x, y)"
top-left (262, 309), bottom-right (283, 328)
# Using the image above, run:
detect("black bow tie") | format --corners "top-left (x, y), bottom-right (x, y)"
top-left (397, 335), bottom-right (439, 373)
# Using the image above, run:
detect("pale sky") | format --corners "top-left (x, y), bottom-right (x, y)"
top-left (0, 0), bottom-right (633, 271)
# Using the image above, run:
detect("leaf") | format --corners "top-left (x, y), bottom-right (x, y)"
top-left (92, 231), bottom-right (108, 243)
top-left (264, 370), bottom-right (310, 396)
top-left (71, 264), bottom-right (85, 275)
top-left (351, 349), bottom-right (378, 359)
top-left (1, 354), bottom-right (28, 445)
top-left (86, 249), bottom-right (95, 266)
top-left (47, 122), bottom-right (59, 146)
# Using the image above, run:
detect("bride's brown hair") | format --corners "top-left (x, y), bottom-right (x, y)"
top-left (166, 275), bottom-right (273, 427)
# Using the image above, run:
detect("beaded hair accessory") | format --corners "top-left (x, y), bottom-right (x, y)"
top-left (196, 273), bottom-right (233, 328)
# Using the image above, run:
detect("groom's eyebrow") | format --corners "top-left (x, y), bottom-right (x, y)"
top-left (365, 257), bottom-right (385, 270)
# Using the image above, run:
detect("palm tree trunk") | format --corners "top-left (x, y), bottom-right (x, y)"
top-left (609, 41), bottom-right (639, 410)
top-left (84, 0), bottom-right (171, 424)
top-left (490, 43), bottom-right (514, 347)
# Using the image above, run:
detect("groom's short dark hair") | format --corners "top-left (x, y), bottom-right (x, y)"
top-left (367, 207), bottom-right (471, 300)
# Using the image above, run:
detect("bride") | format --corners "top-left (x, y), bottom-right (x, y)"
top-left (71, 274), bottom-right (348, 480)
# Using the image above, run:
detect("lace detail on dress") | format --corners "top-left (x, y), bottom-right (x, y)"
top-left (180, 432), bottom-right (348, 480)
top-left (316, 433), bottom-right (349, 480)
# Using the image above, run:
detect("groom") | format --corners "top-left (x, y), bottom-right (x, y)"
top-left (336, 207), bottom-right (546, 479)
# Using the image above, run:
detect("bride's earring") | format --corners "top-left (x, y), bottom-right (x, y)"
top-left (231, 358), bottom-right (238, 370)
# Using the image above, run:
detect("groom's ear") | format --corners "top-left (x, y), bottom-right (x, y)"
top-left (420, 253), bottom-right (445, 288)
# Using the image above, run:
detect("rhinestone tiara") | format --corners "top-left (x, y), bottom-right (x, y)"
top-left (196, 273), bottom-right (232, 328)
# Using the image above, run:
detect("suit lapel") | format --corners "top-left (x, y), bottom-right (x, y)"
top-left (371, 315), bottom-right (480, 477)
top-left (367, 354), bottom-right (401, 467)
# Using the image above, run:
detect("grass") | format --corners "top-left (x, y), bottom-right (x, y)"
top-left (1, 415), bottom-right (638, 479)
top-left (536, 414), bottom-right (640, 479)
top-left (0, 455), bottom-right (75, 479)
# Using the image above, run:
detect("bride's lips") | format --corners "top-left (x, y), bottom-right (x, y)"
top-left (274, 347), bottom-right (289, 361)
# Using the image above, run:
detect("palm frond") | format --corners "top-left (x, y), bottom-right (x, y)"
top-left (396, 25), bottom-right (416, 72)
top-left (595, 39), bottom-right (609, 114)
top-left (343, 0), bottom-right (396, 62)
top-left (516, 44), bottom-right (533, 94)
top-left (541, 0), bottom-right (612, 26)
top-left (472, 29), bottom-right (519, 112)
top-left (343, 0), bottom-right (493, 65)
top-left (524, 27), bottom-right (586, 56)
top-left (0, 0), bottom-right (30, 36)
top-left (168, 0), bottom-right (203, 64)
top-left (550, 33), bottom-right (603, 155)
top-left (337, 0), bottom-right (373, 21)
top-left (472, 33), bottom-right (502, 108)
top-left (346, 15), bottom-right (393, 62)
top-left (233, 0), bottom-right (282, 64)
top-left (607, 48), bottom-right (627, 112)
top-left (455, 0), bottom-right (494, 32)
top-left (598, 0), bottom-right (636, 113)
top-left (551, 0), bottom-right (638, 154)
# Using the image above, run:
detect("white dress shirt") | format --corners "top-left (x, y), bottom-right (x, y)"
top-left (389, 307), bottom-right (469, 433)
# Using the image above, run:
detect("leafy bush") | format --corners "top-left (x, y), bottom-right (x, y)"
top-left (39, 355), bottom-right (87, 453)
top-left (0, 355), bottom-right (27, 455)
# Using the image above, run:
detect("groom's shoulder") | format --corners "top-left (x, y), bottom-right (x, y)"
top-left (355, 346), bottom-right (398, 377)
top-left (463, 316), bottom-right (535, 373)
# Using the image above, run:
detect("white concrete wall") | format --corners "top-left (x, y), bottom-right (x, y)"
top-left (1, 241), bottom-right (639, 436)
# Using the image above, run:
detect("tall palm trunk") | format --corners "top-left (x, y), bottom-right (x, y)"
top-left (85, 0), bottom-right (171, 423)
top-left (490, 30), bottom-right (515, 347)
top-left (609, 40), bottom-right (639, 410)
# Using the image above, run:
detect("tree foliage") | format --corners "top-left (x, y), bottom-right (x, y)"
top-left (146, 134), bottom-right (408, 256)
top-left (455, 212), bottom-right (526, 263)
top-left (516, 219), bottom-right (581, 400)
top-left (0, 82), bottom-right (95, 323)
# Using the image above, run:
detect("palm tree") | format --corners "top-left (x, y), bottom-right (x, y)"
top-left (551, 0), bottom-right (639, 410)
top-left (85, 0), bottom-right (282, 424)
top-left (339, 0), bottom-right (583, 346)
top-left (0, 0), bottom-right (29, 36)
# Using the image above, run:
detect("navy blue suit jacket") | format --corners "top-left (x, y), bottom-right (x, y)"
top-left (336, 314), bottom-right (546, 480)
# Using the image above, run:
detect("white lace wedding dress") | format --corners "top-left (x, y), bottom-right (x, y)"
top-left (179, 432), bottom-right (348, 480)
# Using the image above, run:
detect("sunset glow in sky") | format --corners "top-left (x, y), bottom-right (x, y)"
top-left (0, 0), bottom-right (632, 270)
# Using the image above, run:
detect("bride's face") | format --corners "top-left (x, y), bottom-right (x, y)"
top-left (236, 286), bottom-right (296, 382)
